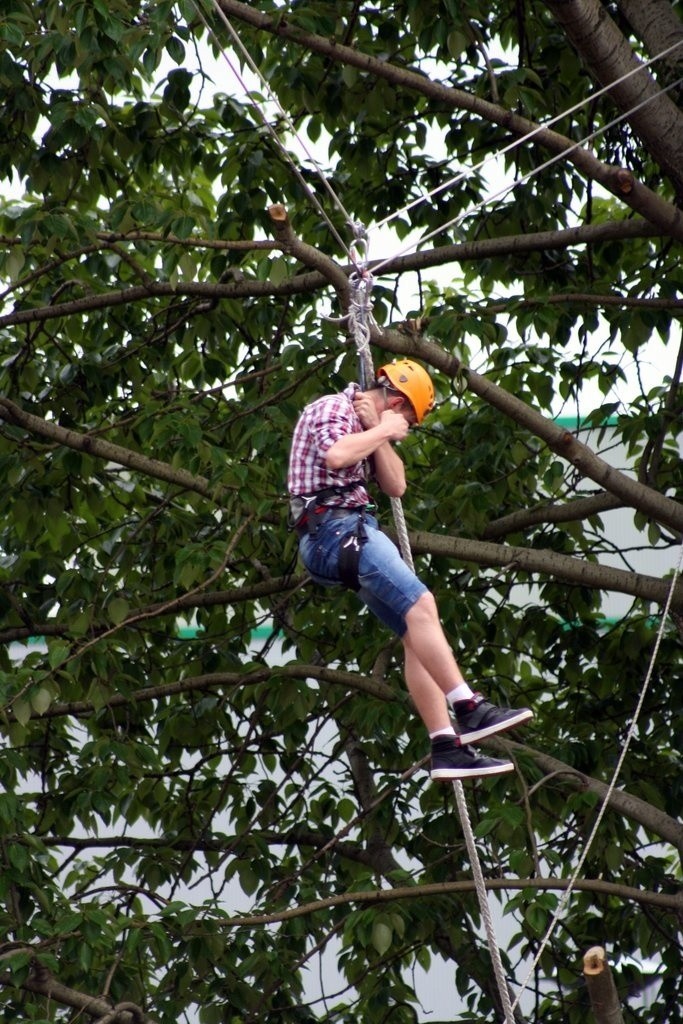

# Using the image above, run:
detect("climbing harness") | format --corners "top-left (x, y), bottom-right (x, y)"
top-left (289, 483), bottom-right (372, 592)
top-left (288, 481), bottom-right (365, 535)
top-left (337, 511), bottom-right (369, 592)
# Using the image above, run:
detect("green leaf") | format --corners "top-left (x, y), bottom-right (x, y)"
top-left (5, 247), bottom-right (25, 281)
top-left (269, 256), bottom-right (289, 287)
top-left (4, 950), bottom-right (32, 979)
top-left (166, 35), bottom-right (186, 65)
top-left (109, 597), bottom-right (130, 625)
top-left (447, 30), bottom-right (468, 58)
top-left (371, 920), bottom-right (392, 957)
top-left (48, 642), bottom-right (71, 670)
top-left (237, 862), bottom-right (260, 897)
top-left (30, 686), bottom-right (54, 715)
top-left (474, 816), bottom-right (499, 838)
top-left (13, 698), bottom-right (31, 727)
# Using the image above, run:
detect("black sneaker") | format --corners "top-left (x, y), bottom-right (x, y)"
top-left (454, 693), bottom-right (533, 745)
top-left (430, 739), bottom-right (514, 781)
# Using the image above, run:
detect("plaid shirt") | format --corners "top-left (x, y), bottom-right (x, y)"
top-left (287, 383), bottom-right (370, 506)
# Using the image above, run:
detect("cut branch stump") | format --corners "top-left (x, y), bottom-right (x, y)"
top-left (583, 946), bottom-right (625, 1024)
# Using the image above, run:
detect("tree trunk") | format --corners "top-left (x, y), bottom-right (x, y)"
top-left (546, 0), bottom-right (683, 196)
top-left (618, 0), bottom-right (683, 78)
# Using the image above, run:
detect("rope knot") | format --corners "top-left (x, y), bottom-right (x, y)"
top-left (348, 219), bottom-right (370, 276)
top-left (348, 265), bottom-right (375, 390)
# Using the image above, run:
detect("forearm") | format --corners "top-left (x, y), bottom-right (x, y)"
top-left (325, 423), bottom-right (395, 469)
top-left (326, 428), bottom-right (406, 498)
top-left (371, 442), bottom-right (407, 497)
top-left (324, 394), bottom-right (410, 498)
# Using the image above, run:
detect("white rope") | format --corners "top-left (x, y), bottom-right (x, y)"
top-left (372, 72), bottom-right (683, 277)
top-left (374, 37), bottom-right (683, 234)
top-left (347, 226), bottom-right (376, 388)
top-left (454, 782), bottom-right (516, 1024)
top-left (347, 276), bottom-right (375, 388)
top-left (510, 535), bottom-right (683, 1013)
top-left (196, 0), bottom-right (682, 285)
top-left (347, 264), bottom-right (515, 1023)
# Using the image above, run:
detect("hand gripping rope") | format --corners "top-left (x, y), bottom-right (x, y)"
top-left (346, 226), bottom-right (517, 1024)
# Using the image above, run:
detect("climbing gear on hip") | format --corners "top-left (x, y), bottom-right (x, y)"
top-left (291, 499), bottom-right (371, 592)
top-left (288, 480), bottom-right (365, 536)
top-left (337, 509), bottom-right (369, 591)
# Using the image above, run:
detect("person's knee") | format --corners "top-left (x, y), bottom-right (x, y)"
top-left (406, 590), bottom-right (438, 623)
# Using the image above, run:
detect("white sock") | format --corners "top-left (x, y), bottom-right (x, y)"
top-left (446, 682), bottom-right (474, 705)
top-left (429, 726), bottom-right (456, 740)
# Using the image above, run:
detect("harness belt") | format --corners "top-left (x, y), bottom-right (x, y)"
top-left (288, 481), bottom-right (364, 536)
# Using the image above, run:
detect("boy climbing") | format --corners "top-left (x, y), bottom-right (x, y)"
top-left (288, 358), bottom-right (532, 780)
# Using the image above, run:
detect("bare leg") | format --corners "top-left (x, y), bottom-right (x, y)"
top-left (401, 594), bottom-right (525, 778)
top-left (401, 592), bottom-right (469, 732)
top-left (403, 592), bottom-right (465, 690)
top-left (402, 642), bottom-right (452, 732)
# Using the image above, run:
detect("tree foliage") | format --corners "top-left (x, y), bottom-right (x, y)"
top-left (0, 1), bottom-right (682, 1022)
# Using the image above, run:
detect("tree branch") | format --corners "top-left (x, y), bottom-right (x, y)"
top-left (1, 511), bottom-right (679, 654)
top-left (20, 729), bottom-right (683, 882)
top-left (619, 0), bottom-right (683, 80)
top-left (2, 664), bottom-right (400, 724)
top-left (214, 876), bottom-right (682, 927)
top-left (343, 732), bottom-right (402, 877)
top-left (0, 952), bottom-right (155, 1024)
top-left (2, 511), bottom-right (679, 655)
top-left (11, 842), bottom-right (679, 915)
top-left (217, 0), bottom-right (683, 239)
top-left (546, 0), bottom-right (683, 195)
top-left (1, 220), bottom-right (679, 332)
top-left (373, 325), bottom-right (683, 536)
top-left (500, 738), bottom-right (683, 854)
top-left (0, 574), bottom-right (307, 645)
top-left (268, 203), bottom-right (351, 304)
top-left (0, 397), bottom-right (227, 504)
top-left (0, 276), bottom-right (322, 330)
top-left (382, 217), bottom-right (667, 279)
top-left (582, 945), bottom-right (626, 1024)
top-left (407, 528), bottom-right (683, 609)
top-left (481, 492), bottom-right (624, 539)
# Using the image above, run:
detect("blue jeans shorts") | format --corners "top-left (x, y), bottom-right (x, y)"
top-left (298, 510), bottom-right (428, 636)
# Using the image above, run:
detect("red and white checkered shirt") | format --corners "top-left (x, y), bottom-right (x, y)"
top-left (287, 383), bottom-right (370, 505)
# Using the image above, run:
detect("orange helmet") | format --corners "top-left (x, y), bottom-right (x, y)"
top-left (376, 359), bottom-right (435, 424)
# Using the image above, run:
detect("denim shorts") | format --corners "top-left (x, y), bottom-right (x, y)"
top-left (298, 510), bottom-right (428, 636)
